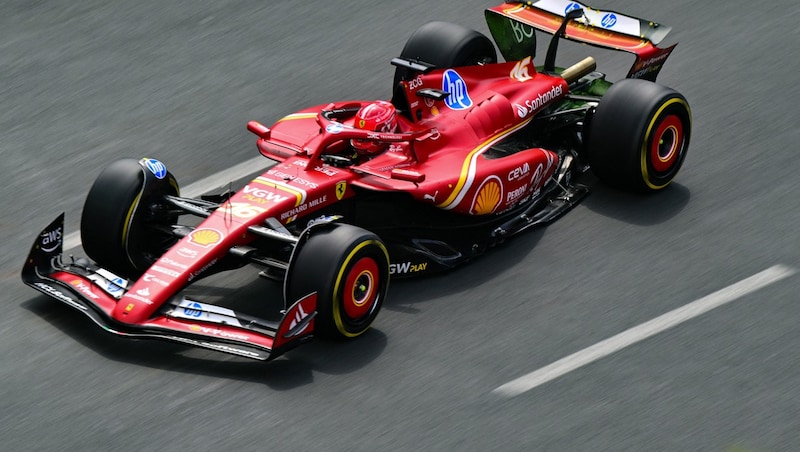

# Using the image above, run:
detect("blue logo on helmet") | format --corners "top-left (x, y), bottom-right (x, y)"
top-left (565, 2), bottom-right (582, 13)
top-left (442, 69), bottom-right (472, 111)
top-left (183, 301), bottom-right (203, 318)
top-left (601, 13), bottom-right (617, 28)
top-left (144, 158), bottom-right (167, 179)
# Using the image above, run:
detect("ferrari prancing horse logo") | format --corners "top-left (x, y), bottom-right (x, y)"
top-left (336, 181), bottom-right (347, 200)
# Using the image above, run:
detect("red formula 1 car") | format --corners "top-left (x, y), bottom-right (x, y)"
top-left (23, 1), bottom-right (691, 361)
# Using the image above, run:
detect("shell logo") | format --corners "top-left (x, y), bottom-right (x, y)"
top-left (189, 228), bottom-right (222, 247)
top-left (189, 325), bottom-right (201, 332)
top-left (471, 176), bottom-right (502, 215)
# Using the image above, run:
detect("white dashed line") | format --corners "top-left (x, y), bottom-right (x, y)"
top-left (63, 156), bottom-right (271, 250)
top-left (493, 265), bottom-right (796, 397)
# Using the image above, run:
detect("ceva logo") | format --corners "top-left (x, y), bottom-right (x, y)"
top-left (442, 69), bottom-right (472, 110)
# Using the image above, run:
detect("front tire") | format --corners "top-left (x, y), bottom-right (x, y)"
top-left (80, 158), bottom-right (179, 277)
top-left (587, 78), bottom-right (692, 192)
top-left (285, 224), bottom-right (390, 339)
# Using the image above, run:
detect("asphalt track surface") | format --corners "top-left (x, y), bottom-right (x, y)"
top-left (3, 1), bottom-right (800, 450)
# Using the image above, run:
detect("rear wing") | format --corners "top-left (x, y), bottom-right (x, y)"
top-left (486, 0), bottom-right (677, 81)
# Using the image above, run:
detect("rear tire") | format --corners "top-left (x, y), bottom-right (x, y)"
top-left (587, 78), bottom-right (692, 192)
top-left (80, 158), bottom-right (179, 277)
top-left (393, 21), bottom-right (496, 92)
top-left (286, 224), bottom-right (390, 339)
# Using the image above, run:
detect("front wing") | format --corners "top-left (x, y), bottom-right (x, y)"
top-left (22, 214), bottom-right (316, 361)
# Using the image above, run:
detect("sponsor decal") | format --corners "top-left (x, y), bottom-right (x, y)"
top-left (143, 273), bottom-right (169, 287)
top-left (633, 53), bottom-right (671, 71)
top-left (160, 257), bottom-right (188, 270)
top-left (34, 282), bottom-right (85, 310)
top-left (88, 274), bottom-right (126, 298)
top-left (442, 69), bottom-right (472, 110)
top-left (292, 157), bottom-right (340, 177)
top-left (96, 269), bottom-right (127, 289)
top-left (510, 19), bottom-right (535, 43)
top-left (137, 287), bottom-right (150, 297)
top-left (266, 170), bottom-right (319, 189)
top-left (471, 176), bottom-right (503, 215)
top-left (177, 246), bottom-right (198, 259)
top-left (510, 56), bottom-right (533, 82)
top-left (513, 84), bottom-right (563, 119)
top-left (389, 262), bottom-right (429, 275)
top-left (306, 215), bottom-right (340, 228)
top-left (226, 202), bottom-right (268, 219)
top-left (40, 226), bottom-right (63, 253)
top-left (601, 13), bottom-right (617, 28)
top-left (70, 279), bottom-right (100, 300)
top-left (188, 228), bottom-right (222, 247)
top-left (188, 258), bottom-right (218, 282)
top-left (408, 75), bottom-right (423, 90)
top-left (629, 49), bottom-right (674, 79)
top-left (508, 162), bottom-right (531, 181)
top-left (183, 301), bottom-right (203, 318)
top-left (122, 292), bottom-right (153, 305)
top-left (335, 181), bottom-right (347, 200)
top-left (151, 265), bottom-right (181, 278)
top-left (506, 184), bottom-right (528, 204)
top-left (376, 162), bottom-right (413, 172)
top-left (109, 277), bottom-right (126, 295)
top-left (423, 190), bottom-right (438, 202)
top-left (565, 2), bottom-right (582, 13)
top-left (424, 96), bottom-right (435, 108)
top-left (279, 195), bottom-right (327, 221)
top-left (288, 301), bottom-right (310, 335)
top-left (531, 150), bottom-right (557, 189)
top-left (189, 325), bottom-right (249, 342)
top-left (125, 303), bottom-right (135, 312)
top-left (143, 158), bottom-right (167, 179)
top-left (326, 122), bottom-right (344, 134)
top-left (199, 342), bottom-right (260, 358)
top-left (242, 185), bottom-right (291, 204)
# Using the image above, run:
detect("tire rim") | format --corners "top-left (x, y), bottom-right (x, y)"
top-left (650, 114), bottom-right (683, 173)
top-left (343, 257), bottom-right (379, 319)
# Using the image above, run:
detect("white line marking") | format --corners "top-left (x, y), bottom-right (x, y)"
top-left (63, 156), bottom-right (271, 250)
top-left (492, 265), bottom-right (796, 398)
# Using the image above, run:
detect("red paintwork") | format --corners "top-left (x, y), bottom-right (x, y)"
top-left (115, 61), bottom-right (568, 325)
top-left (258, 60), bottom-right (564, 217)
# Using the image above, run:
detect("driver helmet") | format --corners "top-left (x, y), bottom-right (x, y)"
top-left (351, 100), bottom-right (398, 155)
